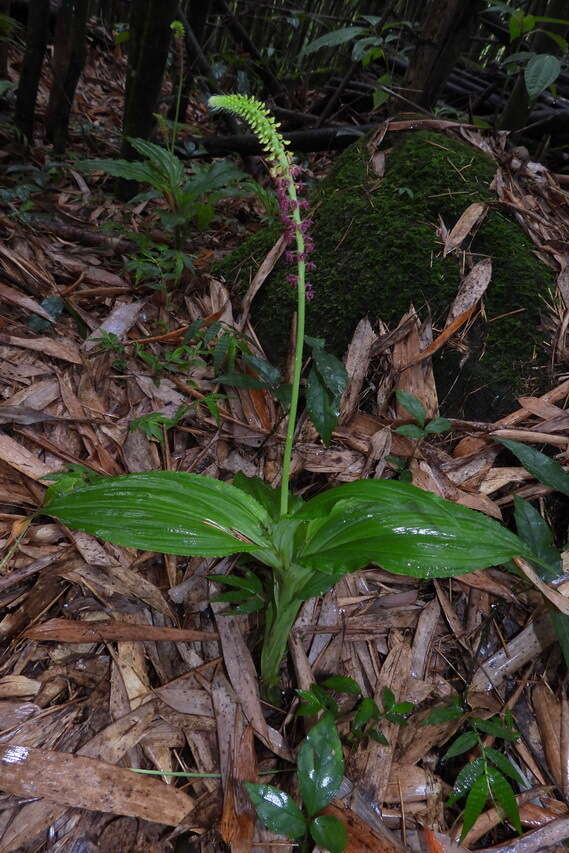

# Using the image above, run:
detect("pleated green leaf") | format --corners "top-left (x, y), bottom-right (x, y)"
top-left (298, 484), bottom-right (532, 578)
top-left (43, 471), bottom-right (271, 557)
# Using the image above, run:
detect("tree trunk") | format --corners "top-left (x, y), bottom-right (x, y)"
top-left (403, 0), bottom-right (484, 108)
top-left (45, 0), bottom-right (89, 153)
top-left (498, 0), bottom-right (569, 130)
top-left (121, 0), bottom-right (178, 150)
top-left (15, 0), bottom-right (50, 140)
top-left (0, 0), bottom-right (11, 76)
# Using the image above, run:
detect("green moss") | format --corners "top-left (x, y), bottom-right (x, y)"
top-left (219, 130), bottom-right (554, 418)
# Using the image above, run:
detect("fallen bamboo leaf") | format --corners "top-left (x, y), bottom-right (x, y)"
top-left (446, 258), bottom-right (492, 324)
top-left (533, 683), bottom-right (561, 786)
top-left (0, 433), bottom-right (54, 481)
top-left (443, 202), bottom-right (488, 256)
top-left (400, 306), bottom-right (476, 369)
top-left (0, 745), bottom-right (196, 826)
top-left (0, 334), bottom-right (81, 363)
top-left (22, 617), bottom-right (218, 644)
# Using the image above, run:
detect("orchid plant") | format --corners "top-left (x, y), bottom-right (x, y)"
top-left (41, 96), bottom-right (543, 695)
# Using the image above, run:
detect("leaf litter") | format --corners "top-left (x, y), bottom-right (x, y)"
top-left (1, 46), bottom-right (569, 853)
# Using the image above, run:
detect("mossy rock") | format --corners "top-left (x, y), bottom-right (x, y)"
top-left (219, 128), bottom-right (554, 419)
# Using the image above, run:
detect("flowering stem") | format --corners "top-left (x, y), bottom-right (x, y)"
top-left (279, 183), bottom-right (305, 517)
top-left (207, 95), bottom-right (314, 517)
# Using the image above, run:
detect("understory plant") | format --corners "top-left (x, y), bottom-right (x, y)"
top-left (41, 96), bottom-right (557, 698)
top-left (246, 713), bottom-right (347, 852)
top-left (296, 677), bottom-right (413, 747)
top-left (79, 137), bottom-right (249, 249)
top-left (443, 712), bottom-right (523, 841)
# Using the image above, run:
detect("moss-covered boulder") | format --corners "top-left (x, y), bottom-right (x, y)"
top-left (220, 128), bottom-right (554, 419)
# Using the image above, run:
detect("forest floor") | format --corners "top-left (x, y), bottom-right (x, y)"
top-left (1, 36), bottom-right (569, 853)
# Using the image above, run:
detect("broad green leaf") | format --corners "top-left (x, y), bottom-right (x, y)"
top-left (232, 473), bottom-right (304, 521)
top-left (213, 371), bottom-right (268, 390)
top-left (369, 729), bottom-right (389, 744)
top-left (43, 472), bottom-right (271, 557)
top-left (305, 336), bottom-right (348, 400)
top-left (233, 597), bottom-right (264, 614)
top-left (487, 767), bottom-right (522, 833)
top-left (242, 354), bottom-right (282, 387)
top-left (425, 417), bottom-right (452, 435)
top-left (443, 731), bottom-right (478, 761)
top-left (448, 758), bottom-right (485, 805)
top-left (211, 589), bottom-right (252, 603)
top-left (502, 50), bottom-right (534, 65)
top-left (385, 712), bottom-right (408, 725)
top-left (127, 137), bottom-right (185, 188)
top-left (308, 684), bottom-right (338, 713)
top-left (422, 702), bottom-right (464, 725)
top-left (524, 53), bottom-right (561, 99)
top-left (513, 497), bottom-right (569, 667)
top-left (395, 391), bottom-right (426, 427)
top-left (208, 570), bottom-right (263, 595)
top-left (392, 701), bottom-right (414, 715)
top-left (300, 26), bottom-right (366, 56)
top-left (460, 773), bottom-right (489, 841)
top-left (296, 479), bottom-right (470, 520)
top-left (472, 717), bottom-right (519, 741)
top-left (352, 35), bottom-right (383, 62)
top-left (306, 367), bottom-right (339, 446)
top-left (395, 424), bottom-right (425, 439)
top-left (353, 697), bottom-right (380, 731)
top-left (484, 748), bottom-right (524, 785)
top-left (296, 689), bottom-right (326, 716)
top-left (298, 487), bottom-right (532, 578)
top-left (297, 714), bottom-right (344, 816)
top-left (321, 675), bottom-right (362, 695)
top-left (509, 8), bottom-right (525, 41)
top-left (295, 569), bottom-right (346, 601)
top-left (244, 783), bottom-right (306, 839)
top-left (309, 815), bottom-right (347, 853)
top-left (513, 497), bottom-right (561, 580)
top-left (78, 157), bottom-right (158, 185)
top-left (382, 687), bottom-right (395, 711)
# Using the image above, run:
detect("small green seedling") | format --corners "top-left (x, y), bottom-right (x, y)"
top-left (443, 713), bottom-right (523, 841)
top-left (93, 331), bottom-right (128, 371)
top-left (130, 405), bottom-right (193, 443)
top-left (394, 391), bottom-right (452, 440)
top-left (246, 713), bottom-right (347, 853)
top-left (296, 678), bottom-right (413, 747)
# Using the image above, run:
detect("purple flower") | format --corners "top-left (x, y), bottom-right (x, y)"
top-left (273, 163), bottom-right (315, 301)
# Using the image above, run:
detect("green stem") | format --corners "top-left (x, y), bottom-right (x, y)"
top-left (279, 183), bottom-right (305, 518)
top-left (260, 585), bottom-right (302, 697)
top-left (169, 39), bottom-right (184, 156)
